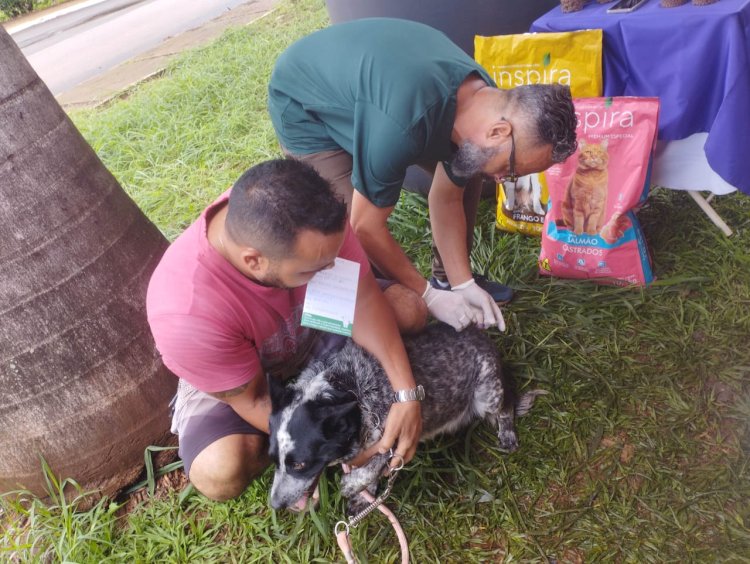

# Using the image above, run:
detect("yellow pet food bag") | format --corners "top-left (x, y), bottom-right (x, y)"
top-left (475, 29), bottom-right (603, 235)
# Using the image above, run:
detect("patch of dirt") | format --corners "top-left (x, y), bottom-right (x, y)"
top-left (465, 524), bottom-right (508, 554)
top-left (703, 377), bottom-right (737, 406)
top-left (549, 546), bottom-right (585, 564)
top-left (118, 468), bottom-right (189, 517)
top-left (618, 443), bottom-right (635, 465)
top-left (594, 431), bottom-right (636, 469)
top-left (674, 376), bottom-right (747, 467)
top-left (534, 430), bottom-right (640, 513)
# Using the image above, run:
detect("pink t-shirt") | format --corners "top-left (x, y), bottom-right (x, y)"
top-left (146, 190), bottom-right (369, 393)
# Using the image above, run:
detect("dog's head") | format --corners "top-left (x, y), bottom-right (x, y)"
top-left (267, 370), bottom-right (362, 510)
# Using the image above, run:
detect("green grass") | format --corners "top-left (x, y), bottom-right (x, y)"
top-left (0, 0), bottom-right (69, 23)
top-left (3, 0), bottom-right (750, 561)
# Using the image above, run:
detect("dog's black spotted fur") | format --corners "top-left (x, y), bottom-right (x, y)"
top-left (268, 323), bottom-right (541, 511)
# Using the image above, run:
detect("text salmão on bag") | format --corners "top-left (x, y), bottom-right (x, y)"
top-left (474, 29), bottom-right (603, 235)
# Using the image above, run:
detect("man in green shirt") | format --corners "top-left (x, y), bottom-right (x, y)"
top-left (268, 18), bottom-right (577, 332)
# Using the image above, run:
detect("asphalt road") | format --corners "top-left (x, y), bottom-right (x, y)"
top-left (8, 0), bottom-right (254, 95)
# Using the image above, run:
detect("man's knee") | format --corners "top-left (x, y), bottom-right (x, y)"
top-left (188, 434), bottom-right (270, 501)
top-left (383, 284), bottom-right (428, 335)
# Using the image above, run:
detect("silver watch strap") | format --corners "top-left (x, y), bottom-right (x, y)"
top-left (393, 384), bottom-right (425, 403)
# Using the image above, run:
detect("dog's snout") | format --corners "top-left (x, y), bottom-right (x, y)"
top-left (269, 486), bottom-right (289, 510)
top-left (269, 475), bottom-right (286, 509)
top-left (269, 471), bottom-right (313, 511)
top-left (269, 493), bottom-right (285, 510)
top-left (271, 489), bottom-right (294, 511)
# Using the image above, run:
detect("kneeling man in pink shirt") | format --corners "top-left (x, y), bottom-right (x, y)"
top-left (147, 159), bottom-right (426, 501)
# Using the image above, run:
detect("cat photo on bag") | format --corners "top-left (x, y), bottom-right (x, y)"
top-left (561, 139), bottom-right (608, 235)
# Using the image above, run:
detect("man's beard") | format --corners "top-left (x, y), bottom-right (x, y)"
top-left (446, 141), bottom-right (500, 181)
top-left (256, 274), bottom-right (291, 290)
top-left (252, 264), bottom-right (293, 290)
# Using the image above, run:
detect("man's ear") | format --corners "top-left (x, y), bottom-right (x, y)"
top-left (239, 247), bottom-right (266, 274)
top-left (487, 118), bottom-right (512, 142)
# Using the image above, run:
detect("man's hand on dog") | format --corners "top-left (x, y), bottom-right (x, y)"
top-left (422, 282), bottom-right (477, 331)
top-left (451, 278), bottom-right (506, 331)
top-left (347, 401), bottom-right (422, 469)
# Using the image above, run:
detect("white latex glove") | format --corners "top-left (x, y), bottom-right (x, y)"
top-left (422, 281), bottom-right (476, 331)
top-left (451, 278), bottom-right (506, 331)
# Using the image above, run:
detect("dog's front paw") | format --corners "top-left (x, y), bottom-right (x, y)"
top-left (345, 482), bottom-right (377, 517)
top-left (340, 470), bottom-right (373, 498)
top-left (346, 494), bottom-right (370, 517)
top-left (340, 456), bottom-right (388, 498)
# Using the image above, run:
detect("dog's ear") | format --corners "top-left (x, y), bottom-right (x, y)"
top-left (321, 400), bottom-right (361, 442)
top-left (266, 373), bottom-right (287, 409)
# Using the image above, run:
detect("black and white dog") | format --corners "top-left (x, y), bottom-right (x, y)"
top-left (268, 323), bottom-right (542, 511)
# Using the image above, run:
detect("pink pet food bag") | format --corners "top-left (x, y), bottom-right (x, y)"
top-left (539, 97), bottom-right (659, 286)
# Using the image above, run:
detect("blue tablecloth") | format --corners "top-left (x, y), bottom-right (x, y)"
top-left (532, 0), bottom-right (750, 195)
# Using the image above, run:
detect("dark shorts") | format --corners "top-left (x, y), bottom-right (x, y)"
top-left (172, 279), bottom-right (394, 476)
top-left (170, 380), bottom-right (266, 478)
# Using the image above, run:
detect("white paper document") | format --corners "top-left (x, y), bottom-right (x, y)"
top-left (301, 258), bottom-right (360, 336)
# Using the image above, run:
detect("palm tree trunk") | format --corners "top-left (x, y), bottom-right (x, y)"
top-left (0, 27), bottom-right (176, 498)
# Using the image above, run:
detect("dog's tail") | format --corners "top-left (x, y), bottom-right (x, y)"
top-left (499, 362), bottom-right (548, 417)
top-left (515, 389), bottom-right (549, 417)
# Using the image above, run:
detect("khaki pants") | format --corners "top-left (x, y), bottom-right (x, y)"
top-left (285, 149), bottom-right (482, 281)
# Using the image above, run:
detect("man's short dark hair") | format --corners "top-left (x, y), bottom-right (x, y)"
top-left (225, 159), bottom-right (347, 257)
top-left (509, 84), bottom-right (578, 163)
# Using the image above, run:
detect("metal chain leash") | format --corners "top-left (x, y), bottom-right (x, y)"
top-left (334, 452), bottom-right (404, 536)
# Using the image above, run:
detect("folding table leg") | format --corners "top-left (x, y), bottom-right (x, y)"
top-left (686, 190), bottom-right (733, 236)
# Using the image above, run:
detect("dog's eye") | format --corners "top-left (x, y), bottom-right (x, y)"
top-left (292, 462), bottom-right (306, 471)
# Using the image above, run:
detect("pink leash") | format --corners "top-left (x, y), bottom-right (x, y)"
top-left (335, 461), bottom-right (409, 563)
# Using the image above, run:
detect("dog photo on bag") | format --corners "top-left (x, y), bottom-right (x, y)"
top-left (267, 322), bottom-right (544, 512)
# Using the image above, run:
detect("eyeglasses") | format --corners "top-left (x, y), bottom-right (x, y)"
top-left (500, 119), bottom-right (518, 184)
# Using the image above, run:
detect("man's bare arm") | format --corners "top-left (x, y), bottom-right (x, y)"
top-left (349, 191), bottom-right (428, 295)
top-left (208, 382), bottom-right (251, 400)
top-left (428, 163), bottom-right (473, 286)
top-left (350, 273), bottom-right (422, 466)
top-left (208, 374), bottom-right (271, 433)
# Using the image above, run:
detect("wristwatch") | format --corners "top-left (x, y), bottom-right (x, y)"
top-left (393, 385), bottom-right (425, 403)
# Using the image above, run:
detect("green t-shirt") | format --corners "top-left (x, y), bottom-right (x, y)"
top-left (268, 18), bottom-right (495, 208)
